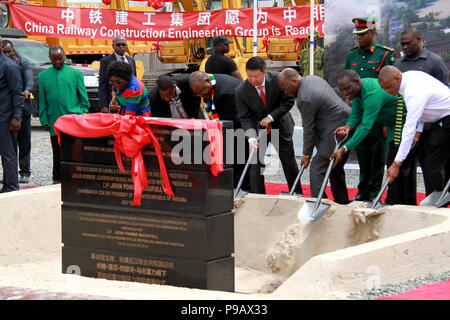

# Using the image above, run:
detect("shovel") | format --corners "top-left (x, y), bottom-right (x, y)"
top-left (298, 133), bottom-right (348, 223)
top-left (367, 177), bottom-right (389, 210)
top-left (280, 164), bottom-right (305, 196)
top-left (420, 178), bottom-right (450, 208)
top-left (234, 125), bottom-right (267, 199)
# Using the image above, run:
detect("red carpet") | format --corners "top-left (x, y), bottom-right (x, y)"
top-left (376, 279), bottom-right (450, 300)
top-left (264, 182), bottom-right (428, 205)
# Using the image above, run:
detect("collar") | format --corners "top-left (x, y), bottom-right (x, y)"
top-left (170, 86), bottom-right (181, 102)
top-left (114, 52), bottom-right (127, 61)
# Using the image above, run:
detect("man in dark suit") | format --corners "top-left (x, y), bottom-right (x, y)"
top-left (189, 71), bottom-right (250, 190)
top-left (98, 36), bottom-right (136, 113)
top-left (235, 57), bottom-right (301, 195)
top-left (150, 74), bottom-right (202, 119)
top-left (279, 68), bottom-right (351, 204)
top-left (2, 40), bottom-right (36, 184)
top-left (0, 36), bottom-right (24, 193)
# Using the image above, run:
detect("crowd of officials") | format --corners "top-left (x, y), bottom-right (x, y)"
top-left (0, 16), bottom-right (449, 207)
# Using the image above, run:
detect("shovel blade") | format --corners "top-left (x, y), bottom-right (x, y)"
top-left (298, 200), bottom-right (331, 223)
top-left (419, 191), bottom-right (442, 206)
top-left (234, 189), bottom-right (248, 199)
top-left (435, 192), bottom-right (450, 208)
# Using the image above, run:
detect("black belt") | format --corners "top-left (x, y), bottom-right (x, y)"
top-left (431, 115), bottom-right (450, 128)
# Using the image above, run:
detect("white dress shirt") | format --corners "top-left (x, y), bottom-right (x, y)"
top-left (114, 52), bottom-right (128, 63)
top-left (395, 70), bottom-right (450, 163)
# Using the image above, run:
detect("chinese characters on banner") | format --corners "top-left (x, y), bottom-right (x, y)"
top-left (10, 3), bottom-right (325, 41)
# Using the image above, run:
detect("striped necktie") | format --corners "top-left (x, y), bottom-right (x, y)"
top-left (394, 94), bottom-right (406, 146)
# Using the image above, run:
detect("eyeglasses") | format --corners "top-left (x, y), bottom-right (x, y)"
top-left (115, 43), bottom-right (127, 47)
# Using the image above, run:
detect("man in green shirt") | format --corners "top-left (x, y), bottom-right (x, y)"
top-left (344, 16), bottom-right (397, 201)
top-left (298, 30), bottom-right (324, 78)
top-left (39, 46), bottom-right (90, 183)
top-left (330, 70), bottom-right (405, 198)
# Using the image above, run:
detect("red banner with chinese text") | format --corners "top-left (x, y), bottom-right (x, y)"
top-left (9, 3), bottom-right (324, 41)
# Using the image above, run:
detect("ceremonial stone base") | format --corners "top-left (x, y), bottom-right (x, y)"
top-left (60, 121), bottom-right (235, 291)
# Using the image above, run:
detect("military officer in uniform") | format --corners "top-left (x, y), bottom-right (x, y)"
top-left (298, 30), bottom-right (324, 78)
top-left (344, 16), bottom-right (397, 201)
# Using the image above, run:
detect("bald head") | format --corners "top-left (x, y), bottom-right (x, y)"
top-left (378, 66), bottom-right (402, 96)
top-left (190, 71), bottom-right (212, 100)
top-left (278, 68), bottom-right (301, 97)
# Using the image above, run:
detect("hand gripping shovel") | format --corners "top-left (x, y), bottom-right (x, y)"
top-left (420, 178), bottom-right (450, 208)
top-left (234, 125), bottom-right (267, 199)
top-left (367, 177), bottom-right (389, 210)
top-left (297, 133), bottom-right (348, 223)
top-left (280, 164), bottom-right (305, 196)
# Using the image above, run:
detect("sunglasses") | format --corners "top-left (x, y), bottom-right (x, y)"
top-left (115, 43), bottom-right (127, 47)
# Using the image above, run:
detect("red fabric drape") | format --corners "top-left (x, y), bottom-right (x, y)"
top-left (54, 114), bottom-right (224, 206)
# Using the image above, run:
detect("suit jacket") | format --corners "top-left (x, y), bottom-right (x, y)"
top-left (98, 53), bottom-right (137, 109)
top-left (0, 52), bottom-right (23, 122)
top-left (16, 56), bottom-right (36, 115)
top-left (149, 74), bottom-right (202, 119)
top-left (211, 73), bottom-right (243, 129)
top-left (296, 75), bottom-right (351, 158)
top-left (236, 71), bottom-right (295, 140)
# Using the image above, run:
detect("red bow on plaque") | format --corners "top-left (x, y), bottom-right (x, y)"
top-left (54, 114), bottom-right (224, 206)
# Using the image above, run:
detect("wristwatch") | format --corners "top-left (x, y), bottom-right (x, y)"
top-left (343, 145), bottom-right (349, 153)
top-left (394, 160), bottom-right (403, 166)
top-left (13, 115), bottom-right (22, 121)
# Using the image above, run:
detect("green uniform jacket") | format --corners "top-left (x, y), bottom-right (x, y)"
top-left (39, 64), bottom-right (90, 136)
top-left (344, 78), bottom-right (401, 150)
top-left (344, 41), bottom-right (396, 79)
top-left (298, 46), bottom-right (324, 78)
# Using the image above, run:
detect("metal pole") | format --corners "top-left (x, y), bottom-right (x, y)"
top-left (253, 0), bottom-right (258, 56)
top-left (309, 0), bottom-right (314, 76)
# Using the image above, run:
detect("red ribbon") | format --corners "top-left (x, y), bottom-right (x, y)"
top-left (54, 114), bottom-right (224, 206)
top-left (261, 38), bottom-right (270, 51)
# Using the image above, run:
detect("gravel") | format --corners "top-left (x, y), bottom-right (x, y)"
top-left (0, 115), bottom-right (447, 300)
top-left (347, 271), bottom-right (450, 300)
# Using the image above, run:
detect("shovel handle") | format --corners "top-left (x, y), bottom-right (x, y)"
top-left (370, 177), bottom-right (389, 209)
top-left (234, 124), bottom-right (267, 198)
top-left (289, 164), bottom-right (305, 196)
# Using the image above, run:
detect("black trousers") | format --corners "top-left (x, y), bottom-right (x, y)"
top-left (419, 115), bottom-right (450, 193)
top-left (17, 114), bottom-right (31, 177)
top-left (50, 135), bottom-right (62, 181)
top-left (249, 129), bottom-right (302, 195)
top-left (385, 141), bottom-right (417, 205)
top-left (0, 120), bottom-right (18, 192)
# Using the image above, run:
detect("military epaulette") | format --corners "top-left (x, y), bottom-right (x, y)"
top-left (350, 46), bottom-right (359, 51)
top-left (377, 44), bottom-right (395, 52)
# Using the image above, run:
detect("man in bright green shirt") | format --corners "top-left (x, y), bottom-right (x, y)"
top-left (39, 46), bottom-right (89, 183)
top-left (343, 16), bottom-right (397, 201)
top-left (330, 70), bottom-right (405, 200)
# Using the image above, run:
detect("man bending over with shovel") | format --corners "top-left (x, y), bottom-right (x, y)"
top-left (378, 66), bottom-right (450, 197)
top-left (279, 68), bottom-right (352, 204)
top-left (330, 69), bottom-right (406, 202)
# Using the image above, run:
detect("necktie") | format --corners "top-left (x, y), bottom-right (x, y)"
top-left (394, 95), bottom-right (406, 146)
top-left (121, 56), bottom-right (126, 62)
top-left (258, 85), bottom-right (267, 109)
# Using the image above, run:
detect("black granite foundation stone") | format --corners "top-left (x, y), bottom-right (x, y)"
top-left (62, 204), bottom-right (234, 261)
top-left (61, 161), bottom-right (233, 216)
top-left (62, 246), bottom-right (235, 292)
top-left (59, 121), bottom-right (236, 171)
